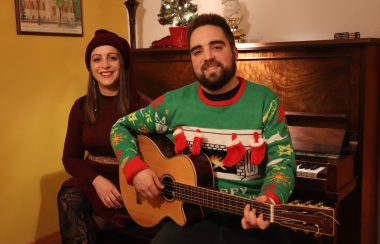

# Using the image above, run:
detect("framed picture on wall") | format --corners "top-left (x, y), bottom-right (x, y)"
top-left (15, 0), bottom-right (83, 36)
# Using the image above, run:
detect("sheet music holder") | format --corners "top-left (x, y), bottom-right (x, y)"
top-left (288, 126), bottom-right (346, 158)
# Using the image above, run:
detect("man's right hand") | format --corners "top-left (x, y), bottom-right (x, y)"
top-left (132, 168), bottom-right (164, 199)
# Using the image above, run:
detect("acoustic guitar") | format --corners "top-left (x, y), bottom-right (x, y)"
top-left (119, 134), bottom-right (337, 237)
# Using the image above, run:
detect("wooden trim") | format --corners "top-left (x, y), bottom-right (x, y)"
top-left (133, 38), bottom-right (380, 54)
top-left (360, 44), bottom-right (380, 244)
top-left (30, 231), bottom-right (60, 244)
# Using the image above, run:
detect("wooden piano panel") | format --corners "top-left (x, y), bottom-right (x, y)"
top-left (236, 49), bottom-right (360, 135)
top-left (238, 56), bottom-right (350, 111)
top-left (132, 48), bottom-right (194, 99)
top-left (131, 39), bottom-right (380, 244)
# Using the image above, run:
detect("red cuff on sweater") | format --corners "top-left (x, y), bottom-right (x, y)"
top-left (122, 157), bottom-right (149, 185)
top-left (264, 192), bottom-right (281, 205)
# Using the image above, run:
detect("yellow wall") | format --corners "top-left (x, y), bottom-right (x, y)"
top-left (0, 1), bottom-right (129, 243)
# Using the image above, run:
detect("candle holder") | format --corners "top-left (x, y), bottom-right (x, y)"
top-left (124, 0), bottom-right (139, 48)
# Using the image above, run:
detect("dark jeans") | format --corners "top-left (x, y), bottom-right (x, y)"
top-left (151, 211), bottom-right (290, 244)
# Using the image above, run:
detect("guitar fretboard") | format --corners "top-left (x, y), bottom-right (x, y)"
top-left (162, 181), bottom-right (273, 219)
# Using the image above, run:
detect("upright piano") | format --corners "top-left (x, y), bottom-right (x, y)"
top-left (131, 39), bottom-right (380, 244)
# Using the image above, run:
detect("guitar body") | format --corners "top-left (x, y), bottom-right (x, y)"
top-left (119, 134), bottom-right (214, 228)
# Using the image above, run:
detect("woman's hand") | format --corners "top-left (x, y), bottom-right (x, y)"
top-left (92, 175), bottom-right (123, 209)
top-left (241, 195), bottom-right (271, 230)
top-left (132, 168), bottom-right (164, 199)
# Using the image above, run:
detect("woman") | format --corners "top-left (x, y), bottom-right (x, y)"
top-left (57, 29), bottom-right (151, 243)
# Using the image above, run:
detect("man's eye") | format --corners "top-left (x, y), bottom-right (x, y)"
top-left (192, 50), bottom-right (201, 56)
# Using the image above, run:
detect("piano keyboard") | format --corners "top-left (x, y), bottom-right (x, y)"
top-left (296, 162), bottom-right (327, 179)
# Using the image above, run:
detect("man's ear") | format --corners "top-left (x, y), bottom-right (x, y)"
top-left (233, 46), bottom-right (238, 60)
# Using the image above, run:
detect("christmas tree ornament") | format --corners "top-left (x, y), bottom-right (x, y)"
top-left (223, 133), bottom-right (246, 167)
top-left (250, 132), bottom-right (266, 165)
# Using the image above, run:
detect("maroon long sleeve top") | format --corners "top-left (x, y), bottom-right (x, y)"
top-left (61, 93), bottom-right (151, 227)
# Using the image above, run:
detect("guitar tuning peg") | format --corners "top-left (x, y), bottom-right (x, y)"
top-left (291, 228), bottom-right (297, 232)
top-left (303, 230), bottom-right (310, 235)
top-left (314, 233), bottom-right (321, 237)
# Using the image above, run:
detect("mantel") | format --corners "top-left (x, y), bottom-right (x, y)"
top-left (132, 38), bottom-right (380, 53)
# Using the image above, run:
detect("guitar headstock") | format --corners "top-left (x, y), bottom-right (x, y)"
top-left (274, 200), bottom-right (337, 237)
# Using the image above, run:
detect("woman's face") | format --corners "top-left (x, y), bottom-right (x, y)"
top-left (90, 45), bottom-right (121, 96)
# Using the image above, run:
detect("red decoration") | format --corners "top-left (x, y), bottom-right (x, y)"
top-left (223, 133), bottom-right (246, 167)
top-left (250, 132), bottom-right (266, 165)
top-left (191, 129), bottom-right (203, 156)
top-left (173, 127), bottom-right (188, 154)
top-left (276, 103), bottom-right (285, 123)
top-left (151, 35), bottom-right (172, 47)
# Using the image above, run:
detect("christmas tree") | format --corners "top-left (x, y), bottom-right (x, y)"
top-left (158, 0), bottom-right (198, 26)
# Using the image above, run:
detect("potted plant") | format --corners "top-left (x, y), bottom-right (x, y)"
top-left (157, 0), bottom-right (198, 47)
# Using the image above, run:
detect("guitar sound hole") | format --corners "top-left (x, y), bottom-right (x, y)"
top-left (161, 175), bottom-right (174, 201)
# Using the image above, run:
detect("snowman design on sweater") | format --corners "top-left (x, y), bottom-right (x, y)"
top-left (111, 78), bottom-right (296, 204)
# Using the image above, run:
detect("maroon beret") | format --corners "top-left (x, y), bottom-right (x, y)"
top-left (85, 29), bottom-right (131, 70)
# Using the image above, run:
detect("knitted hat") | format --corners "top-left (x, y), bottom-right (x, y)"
top-left (85, 29), bottom-right (131, 70)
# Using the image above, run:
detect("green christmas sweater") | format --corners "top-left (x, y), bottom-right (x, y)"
top-left (111, 78), bottom-right (296, 204)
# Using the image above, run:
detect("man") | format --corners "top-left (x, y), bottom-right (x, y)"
top-left (111, 13), bottom-right (295, 243)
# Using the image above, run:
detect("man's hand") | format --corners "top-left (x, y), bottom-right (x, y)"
top-left (241, 195), bottom-right (272, 230)
top-left (132, 168), bottom-right (164, 199)
top-left (92, 175), bottom-right (123, 209)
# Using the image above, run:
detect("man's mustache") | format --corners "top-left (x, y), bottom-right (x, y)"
top-left (201, 59), bottom-right (222, 70)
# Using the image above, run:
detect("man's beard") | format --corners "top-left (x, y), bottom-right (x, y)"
top-left (194, 58), bottom-right (236, 91)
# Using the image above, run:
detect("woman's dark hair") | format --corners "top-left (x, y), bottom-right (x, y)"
top-left (187, 13), bottom-right (235, 49)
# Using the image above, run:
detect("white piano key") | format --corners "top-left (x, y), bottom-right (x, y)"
top-left (297, 163), bottom-right (327, 179)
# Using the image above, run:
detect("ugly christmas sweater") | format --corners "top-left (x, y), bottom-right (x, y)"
top-left (111, 78), bottom-right (296, 204)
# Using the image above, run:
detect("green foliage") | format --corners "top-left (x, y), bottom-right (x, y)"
top-left (158, 0), bottom-right (198, 26)
top-left (72, 0), bottom-right (81, 20)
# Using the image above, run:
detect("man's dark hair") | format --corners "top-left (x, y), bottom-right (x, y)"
top-left (187, 13), bottom-right (235, 49)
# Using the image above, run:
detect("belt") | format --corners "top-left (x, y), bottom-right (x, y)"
top-left (88, 154), bottom-right (119, 165)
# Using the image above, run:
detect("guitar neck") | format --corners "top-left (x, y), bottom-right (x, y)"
top-left (164, 181), bottom-right (336, 237)
top-left (166, 181), bottom-right (273, 220)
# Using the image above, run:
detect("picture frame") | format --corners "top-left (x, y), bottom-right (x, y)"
top-left (15, 0), bottom-right (83, 36)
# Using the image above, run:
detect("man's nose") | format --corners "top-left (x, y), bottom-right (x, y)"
top-left (204, 48), bottom-right (214, 60)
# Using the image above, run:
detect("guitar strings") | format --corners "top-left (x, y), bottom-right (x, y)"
top-left (160, 182), bottom-right (307, 225)
top-left (159, 180), bottom-right (335, 231)
top-left (158, 190), bottom-right (324, 234)
top-left (271, 205), bottom-right (340, 225)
